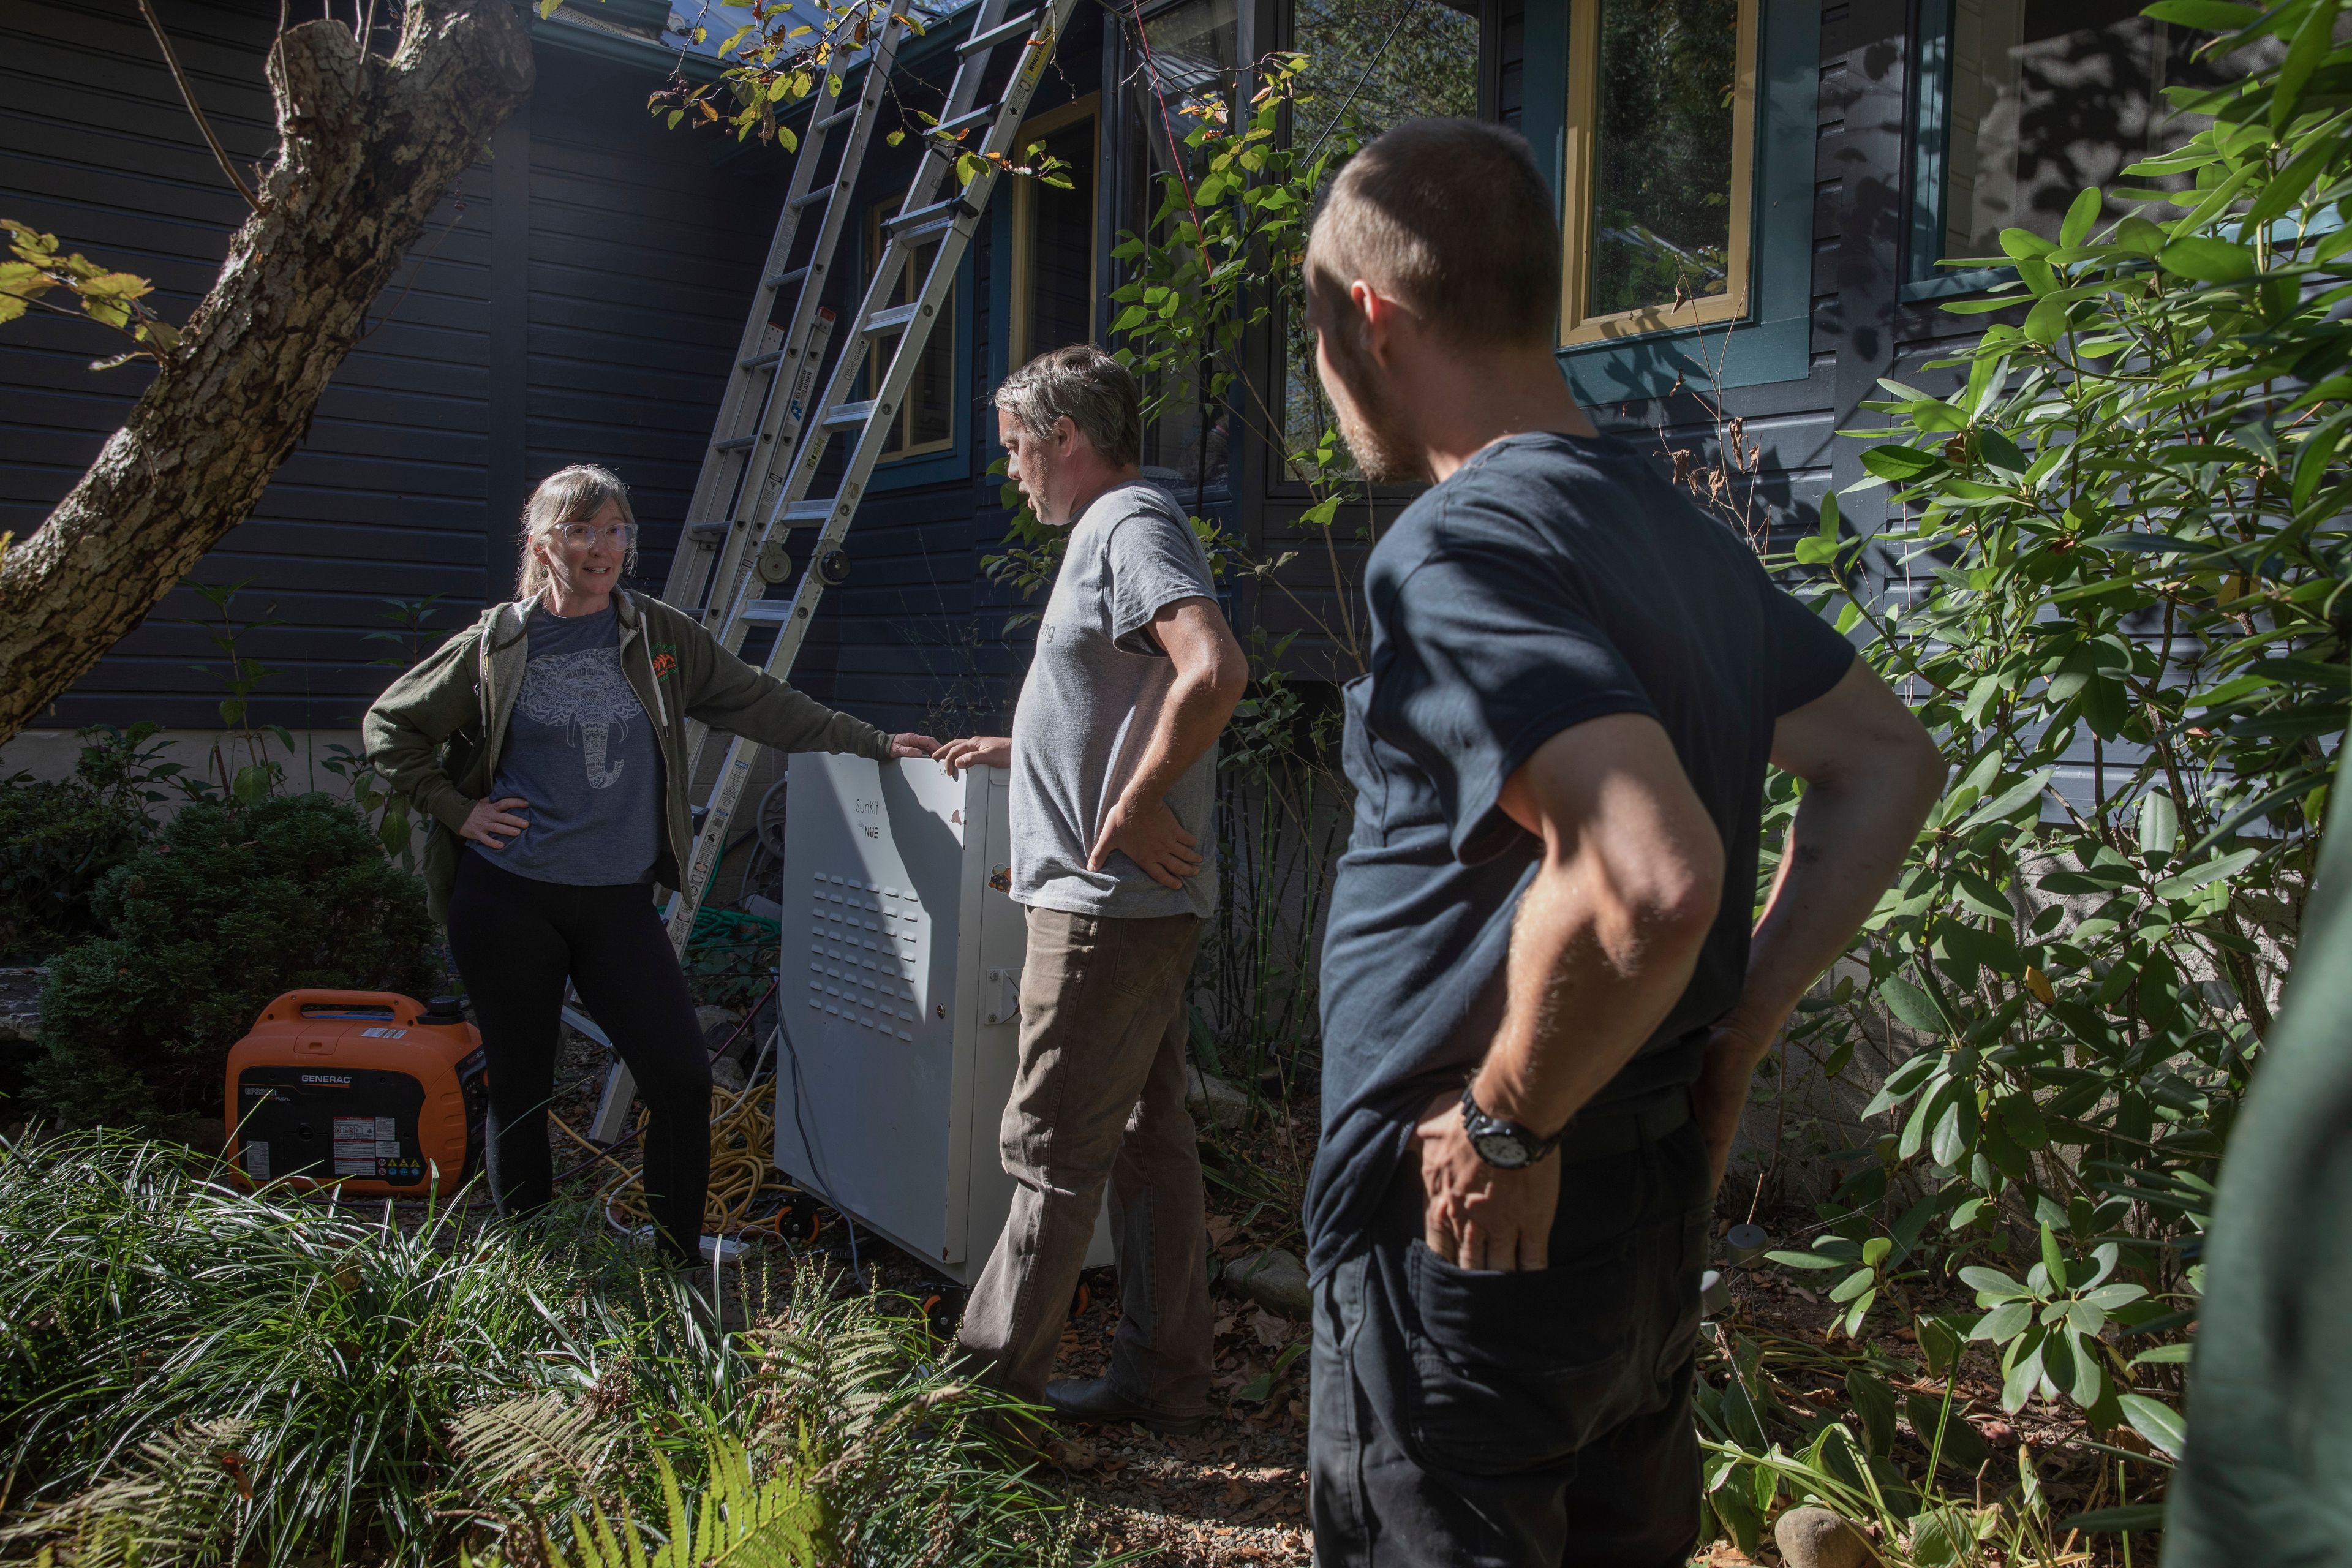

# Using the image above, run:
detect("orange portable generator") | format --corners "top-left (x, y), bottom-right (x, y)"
top-left (225, 990), bottom-right (486, 1199)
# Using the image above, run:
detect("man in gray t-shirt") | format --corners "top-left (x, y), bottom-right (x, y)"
top-left (1007, 478), bottom-right (1220, 919)
top-left (935, 345), bottom-right (1245, 1433)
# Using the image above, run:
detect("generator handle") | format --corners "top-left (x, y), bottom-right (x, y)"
top-left (254, 990), bottom-right (426, 1027)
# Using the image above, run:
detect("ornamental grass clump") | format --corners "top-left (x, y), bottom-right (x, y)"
top-left (0, 1130), bottom-right (1084, 1567)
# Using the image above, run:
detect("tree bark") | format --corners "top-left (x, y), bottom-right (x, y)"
top-left (0, 0), bottom-right (533, 745)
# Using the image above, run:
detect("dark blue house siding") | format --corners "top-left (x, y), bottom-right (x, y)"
top-left (0, 0), bottom-right (1099, 742)
top-left (1, 0), bottom-right (503, 731)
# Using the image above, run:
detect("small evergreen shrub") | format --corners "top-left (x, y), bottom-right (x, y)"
top-left (0, 725), bottom-right (177, 960)
top-left (31, 791), bottom-right (436, 1125)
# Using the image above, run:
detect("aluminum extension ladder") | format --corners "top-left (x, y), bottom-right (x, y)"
top-left (582, 0), bottom-right (1080, 1142)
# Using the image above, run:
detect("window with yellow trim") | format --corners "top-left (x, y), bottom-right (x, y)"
top-left (865, 202), bottom-right (956, 458)
top-left (1559, 0), bottom-right (1757, 344)
top-left (1009, 96), bottom-right (1099, 368)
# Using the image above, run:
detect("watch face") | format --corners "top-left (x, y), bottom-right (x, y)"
top-left (1472, 1131), bottom-right (1531, 1169)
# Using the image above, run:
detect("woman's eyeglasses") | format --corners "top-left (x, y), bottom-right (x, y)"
top-left (557, 522), bottom-right (637, 550)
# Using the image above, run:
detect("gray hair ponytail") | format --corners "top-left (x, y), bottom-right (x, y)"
top-left (516, 465), bottom-right (637, 601)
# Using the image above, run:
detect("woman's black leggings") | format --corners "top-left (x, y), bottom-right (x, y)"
top-left (446, 850), bottom-right (710, 1263)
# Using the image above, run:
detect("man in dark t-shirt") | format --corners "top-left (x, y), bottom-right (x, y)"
top-left (1300, 121), bottom-right (1944, 1566)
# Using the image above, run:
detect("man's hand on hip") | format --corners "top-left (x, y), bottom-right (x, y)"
top-left (933, 735), bottom-right (1011, 772)
top-left (1088, 795), bottom-right (1202, 889)
top-left (1412, 1091), bottom-right (1560, 1271)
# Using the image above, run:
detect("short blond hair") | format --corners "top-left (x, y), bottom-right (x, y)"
top-left (516, 465), bottom-right (636, 600)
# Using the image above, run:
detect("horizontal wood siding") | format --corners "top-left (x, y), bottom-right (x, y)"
top-left (522, 55), bottom-right (789, 605)
top-left (2, 0), bottom-right (496, 731)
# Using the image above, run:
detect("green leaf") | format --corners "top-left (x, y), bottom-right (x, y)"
top-left (1879, 977), bottom-right (1950, 1035)
top-left (1861, 443), bottom-right (1946, 482)
top-left (2138, 0), bottom-right (2258, 26)
top-left (2130, 1341), bottom-right (2193, 1366)
top-left (2024, 294), bottom-right (2072, 345)
top-left (1767, 1249), bottom-right (1856, 1271)
top-left (2002, 1334), bottom-right (2047, 1412)
top-left (2152, 845), bottom-right (2260, 900)
top-left (2060, 186), bottom-right (2103, 250)
top-left (1963, 768), bottom-right (2056, 827)
top-left (2138, 791), bottom-right (2179, 857)
top-left (2064, 1504), bottom-right (2169, 1533)
top-left (1961, 1266), bottom-right (2032, 1302)
top-left (2158, 236), bottom-right (2258, 283)
top-left (2270, 0), bottom-right (2340, 132)
top-left (1847, 1368), bottom-right (1898, 1457)
top-left (1971, 1299), bottom-right (2033, 1341)
top-left (2117, 1392), bottom-right (2185, 1457)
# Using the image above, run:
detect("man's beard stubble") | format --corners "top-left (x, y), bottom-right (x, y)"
top-left (1321, 326), bottom-right (1428, 486)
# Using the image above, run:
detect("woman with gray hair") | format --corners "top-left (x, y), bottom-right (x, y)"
top-left (365, 464), bottom-right (936, 1264)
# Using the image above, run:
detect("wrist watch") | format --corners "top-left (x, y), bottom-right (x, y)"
top-left (1459, 1081), bottom-right (1563, 1169)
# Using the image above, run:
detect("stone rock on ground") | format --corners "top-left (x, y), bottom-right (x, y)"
top-left (1774, 1505), bottom-right (1872, 1568)
top-left (1185, 1064), bottom-right (1251, 1131)
top-left (1226, 1247), bottom-right (1311, 1319)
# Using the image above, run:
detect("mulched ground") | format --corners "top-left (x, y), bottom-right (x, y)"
top-left (533, 1035), bottom-right (2162, 1567)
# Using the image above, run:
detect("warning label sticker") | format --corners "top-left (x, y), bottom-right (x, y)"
top-left (360, 1027), bottom-right (407, 1039)
top-left (244, 1141), bottom-right (270, 1178)
top-left (332, 1115), bottom-right (379, 1176)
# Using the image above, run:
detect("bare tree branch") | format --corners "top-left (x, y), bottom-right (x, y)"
top-left (137, 0), bottom-right (265, 214)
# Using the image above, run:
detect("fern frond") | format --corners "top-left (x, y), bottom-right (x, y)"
top-left (541, 1436), bottom-right (818, 1568)
top-left (451, 1391), bottom-right (626, 1499)
top-left (0, 1417), bottom-right (253, 1566)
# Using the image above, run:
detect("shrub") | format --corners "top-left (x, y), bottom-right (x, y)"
top-left (0, 723), bottom-right (179, 960)
top-left (1736, 0), bottom-right (2352, 1489)
top-left (29, 791), bottom-right (437, 1125)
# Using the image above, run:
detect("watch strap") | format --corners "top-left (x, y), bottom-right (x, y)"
top-left (1460, 1081), bottom-right (1564, 1165)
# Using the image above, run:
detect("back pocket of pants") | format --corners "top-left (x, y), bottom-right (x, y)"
top-left (1402, 1237), bottom-right (1651, 1477)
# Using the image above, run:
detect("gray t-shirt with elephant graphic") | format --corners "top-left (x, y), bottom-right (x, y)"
top-left (472, 603), bottom-right (663, 886)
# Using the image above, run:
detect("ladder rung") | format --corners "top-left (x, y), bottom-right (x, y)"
top-left (684, 519), bottom-right (736, 543)
top-left (766, 264), bottom-right (810, 290)
top-left (823, 399), bottom-right (878, 430)
top-left (862, 303), bottom-right (921, 336)
top-left (712, 434), bottom-right (758, 453)
top-left (736, 600), bottom-right (797, 625)
top-left (818, 102), bottom-right (863, 133)
top-left (884, 196), bottom-right (974, 235)
top-left (929, 105), bottom-right (996, 140)
top-left (783, 500), bottom-right (835, 525)
top-left (739, 349), bottom-right (785, 370)
top-left (960, 8), bottom-right (1038, 55)
top-left (791, 182), bottom-right (842, 210)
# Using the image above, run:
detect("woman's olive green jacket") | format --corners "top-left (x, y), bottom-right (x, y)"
top-left (363, 589), bottom-right (891, 922)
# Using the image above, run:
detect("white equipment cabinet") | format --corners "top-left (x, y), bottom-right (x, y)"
top-left (772, 753), bottom-right (1112, 1283)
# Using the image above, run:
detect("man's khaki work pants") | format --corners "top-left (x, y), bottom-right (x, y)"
top-left (957, 906), bottom-right (1213, 1417)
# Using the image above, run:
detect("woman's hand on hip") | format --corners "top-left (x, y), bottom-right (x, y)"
top-left (460, 796), bottom-right (531, 849)
top-left (932, 735), bottom-right (1011, 772)
top-left (890, 731), bottom-right (943, 759)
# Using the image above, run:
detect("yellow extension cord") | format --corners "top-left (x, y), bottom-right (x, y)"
top-left (551, 1080), bottom-right (802, 1240)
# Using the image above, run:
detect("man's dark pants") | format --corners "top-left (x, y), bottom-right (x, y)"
top-left (1310, 1090), bottom-right (1709, 1567)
